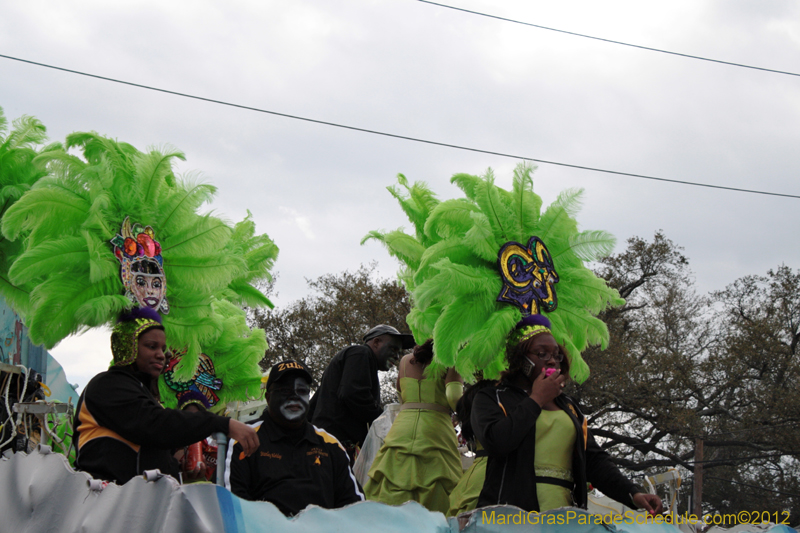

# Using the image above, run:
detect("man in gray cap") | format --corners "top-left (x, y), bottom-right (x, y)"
top-left (309, 325), bottom-right (414, 464)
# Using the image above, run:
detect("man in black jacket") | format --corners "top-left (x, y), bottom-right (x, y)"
top-left (226, 360), bottom-right (364, 516)
top-left (309, 325), bottom-right (414, 463)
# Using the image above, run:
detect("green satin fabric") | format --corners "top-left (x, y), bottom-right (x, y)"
top-left (534, 408), bottom-right (577, 510)
top-left (365, 376), bottom-right (462, 513)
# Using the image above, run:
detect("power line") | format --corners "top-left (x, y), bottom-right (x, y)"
top-left (2, 53), bottom-right (799, 200)
top-left (417, 0), bottom-right (800, 78)
top-left (705, 476), bottom-right (800, 498)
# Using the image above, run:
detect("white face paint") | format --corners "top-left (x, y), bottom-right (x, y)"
top-left (273, 377), bottom-right (311, 423)
top-left (280, 400), bottom-right (307, 421)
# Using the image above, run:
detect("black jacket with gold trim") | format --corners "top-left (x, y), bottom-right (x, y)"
top-left (472, 383), bottom-right (641, 512)
top-left (74, 366), bottom-right (229, 484)
top-left (225, 412), bottom-right (364, 516)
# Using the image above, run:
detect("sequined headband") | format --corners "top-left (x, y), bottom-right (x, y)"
top-left (110, 317), bottom-right (163, 367)
top-left (508, 324), bottom-right (552, 347)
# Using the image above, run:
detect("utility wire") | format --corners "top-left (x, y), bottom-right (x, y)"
top-left (2, 53), bottom-right (799, 200)
top-left (705, 476), bottom-right (800, 498)
top-left (417, 0), bottom-right (800, 78)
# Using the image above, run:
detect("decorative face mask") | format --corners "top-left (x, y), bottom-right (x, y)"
top-left (111, 217), bottom-right (169, 314)
top-left (164, 350), bottom-right (223, 409)
top-left (269, 377), bottom-right (311, 425)
top-left (496, 236), bottom-right (559, 316)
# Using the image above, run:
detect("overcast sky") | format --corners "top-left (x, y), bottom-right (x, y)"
top-left (2, 0), bottom-right (799, 389)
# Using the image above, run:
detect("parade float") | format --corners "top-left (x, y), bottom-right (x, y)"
top-left (0, 107), bottom-right (793, 533)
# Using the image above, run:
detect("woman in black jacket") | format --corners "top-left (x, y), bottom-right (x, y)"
top-left (73, 307), bottom-right (259, 484)
top-left (472, 314), bottom-right (662, 514)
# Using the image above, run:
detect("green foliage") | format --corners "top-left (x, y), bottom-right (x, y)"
top-left (365, 163), bottom-right (622, 382)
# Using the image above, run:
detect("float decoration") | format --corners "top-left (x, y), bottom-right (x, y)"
top-left (496, 236), bottom-right (559, 316)
top-left (111, 217), bottom-right (169, 314)
top-left (363, 163), bottom-right (623, 383)
top-left (165, 351), bottom-right (222, 409)
top-left (0, 106), bottom-right (49, 317)
top-left (1, 132), bottom-right (276, 392)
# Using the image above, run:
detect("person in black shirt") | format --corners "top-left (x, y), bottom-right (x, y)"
top-left (226, 359), bottom-right (364, 516)
top-left (472, 314), bottom-right (663, 514)
top-left (74, 308), bottom-right (259, 485)
top-left (309, 325), bottom-right (414, 462)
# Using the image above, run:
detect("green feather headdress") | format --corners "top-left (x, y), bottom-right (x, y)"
top-left (0, 106), bottom-right (50, 316)
top-left (363, 164), bottom-right (624, 383)
top-left (1, 132), bottom-right (277, 398)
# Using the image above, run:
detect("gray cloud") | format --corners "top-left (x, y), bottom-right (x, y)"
top-left (2, 0), bottom-right (799, 388)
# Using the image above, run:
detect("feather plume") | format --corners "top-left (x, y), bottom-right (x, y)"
top-left (406, 305), bottom-right (442, 341)
top-left (431, 292), bottom-right (496, 372)
top-left (2, 184), bottom-right (90, 241)
top-left (414, 238), bottom-right (486, 286)
top-left (225, 281), bottom-right (274, 308)
top-left (414, 259), bottom-right (497, 310)
top-left (367, 165), bottom-right (623, 383)
top-left (462, 211), bottom-right (498, 261)
top-left (511, 163), bottom-right (542, 237)
top-left (562, 230), bottom-right (617, 262)
top-left (361, 229), bottom-right (426, 269)
top-left (9, 235), bottom-right (89, 285)
top-left (455, 306), bottom-right (520, 378)
top-left (159, 174), bottom-right (217, 229)
top-left (423, 199), bottom-right (480, 240)
top-left (450, 173), bottom-right (483, 200)
top-left (387, 176), bottom-right (439, 243)
top-left (0, 272), bottom-right (31, 317)
top-left (471, 169), bottom-right (513, 242)
top-left (0, 107), bottom-right (49, 315)
top-left (161, 215), bottom-right (233, 256)
top-left (2, 131), bottom-right (277, 401)
top-left (4, 115), bottom-right (47, 149)
top-left (134, 149), bottom-right (184, 206)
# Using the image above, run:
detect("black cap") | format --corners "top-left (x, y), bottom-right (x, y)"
top-left (266, 360), bottom-right (313, 389)
top-left (363, 325), bottom-right (415, 350)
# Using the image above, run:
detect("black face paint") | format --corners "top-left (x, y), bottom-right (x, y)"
top-left (268, 377), bottom-right (311, 427)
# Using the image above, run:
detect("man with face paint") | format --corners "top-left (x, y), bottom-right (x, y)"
top-left (225, 360), bottom-right (364, 516)
top-left (309, 325), bottom-right (415, 464)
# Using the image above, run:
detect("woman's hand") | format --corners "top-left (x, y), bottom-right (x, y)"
top-left (228, 419), bottom-right (260, 456)
top-left (445, 366), bottom-right (463, 384)
top-left (529, 369), bottom-right (565, 407)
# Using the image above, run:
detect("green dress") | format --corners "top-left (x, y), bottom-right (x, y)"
top-left (534, 409), bottom-right (576, 510)
top-left (447, 408), bottom-right (576, 515)
top-left (447, 443), bottom-right (487, 516)
top-left (364, 376), bottom-right (462, 514)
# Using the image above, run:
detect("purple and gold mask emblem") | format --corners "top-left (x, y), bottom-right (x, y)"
top-left (496, 236), bottom-right (559, 316)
